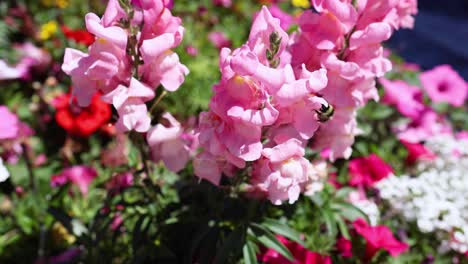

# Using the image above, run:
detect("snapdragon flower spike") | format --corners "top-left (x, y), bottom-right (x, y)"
top-left (194, 7), bottom-right (331, 204)
top-left (62, 0), bottom-right (188, 133)
top-left (291, 0), bottom-right (417, 160)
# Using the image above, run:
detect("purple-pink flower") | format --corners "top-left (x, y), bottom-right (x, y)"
top-left (106, 172), bottom-right (134, 193)
top-left (400, 139), bottom-right (436, 165)
top-left (0, 106), bottom-right (20, 140)
top-left (420, 65), bottom-right (467, 107)
top-left (396, 109), bottom-right (452, 143)
top-left (208, 31), bottom-right (231, 50)
top-left (380, 78), bottom-right (425, 120)
top-left (51, 166), bottom-right (98, 196)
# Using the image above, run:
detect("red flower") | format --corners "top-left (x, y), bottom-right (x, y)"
top-left (348, 154), bottom-right (393, 188)
top-left (400, 139), bottom-right (436, 165)
top-left (335, 237), bottom-right (352, 258)
top-left (54, 92), bottom-right (111, 137)
top-left (61, 25), bottom-right (95, 46)
top-left (260, 235), bottom-right (332, 264)
top-left (353, 218), bottom-right (408, 261)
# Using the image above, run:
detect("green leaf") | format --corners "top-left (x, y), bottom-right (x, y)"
top-left (321, 209), bottom-right (338, 237)
top-left (335, 216), bottom-right (350, 240)
top-left (214, 227), bottom-right (245, 264)
top-left (262, 219), bottom-right (304, 246)
top-left (250, 224), bottom-right (294, 262)
top-left (243, 241), bottom-right (258, 264)
top-left (335, 187), bottom-right (355, 200)
top-left (333, 202), bottom-right (368, 222)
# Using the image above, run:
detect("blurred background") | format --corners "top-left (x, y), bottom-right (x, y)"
top-left (388, 0), bottom-right (468, 78)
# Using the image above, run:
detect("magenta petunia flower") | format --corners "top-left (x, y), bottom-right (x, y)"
top-left (353, 218), bottom-right (409, 260)
top-left (420, 65), bottom-right (467, 107)
top-left (348, 154), bottom-right (393, 188)
top-left (259, 235), bottom-right (332, 264)
top-left (400, 139), bottom-right (436, 165)
top-left (380, 78), bottom-right (425, 120)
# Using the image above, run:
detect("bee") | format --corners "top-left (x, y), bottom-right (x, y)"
top-left (315, 103), bottom-right (335, 122)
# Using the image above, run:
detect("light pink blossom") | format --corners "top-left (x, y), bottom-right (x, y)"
top-left (147, 113), bottom-right (193, 172)
top-left (250, 139), bottom-right (310, 205)
top-left (102, 78), bottom-right (154, 133)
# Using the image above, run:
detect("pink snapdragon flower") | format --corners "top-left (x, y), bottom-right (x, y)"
top-left (420, 65), bottom-right (467, 107)
top-left (102, 78), bottom-right (154, 133)
top-left (395, 0), bottom-right (418, 29)
top-left (63, 0), bottom-right (188, 133)
top-left (353, 218), bottom-right (409, 260)
top-left (266, 4), bottom-right (294, 31)
top-left (195, 7), bottom-right (331, 199)
top-left (310, 73), bottom-right (362, 161)
top-left (62, 39), bottom-right (130, 107)
top-left (147, 113), bottom-right (195, 172)
top-left (51, 166), bottom-right (98, 196)
top-left (380, 78), bottom-right (425, 120)
top-left (355, 0), bottom-right (417, 31)
top-left (250, 139), bottom-right (311, 205)
top-left (193, 152), bottom-right (240, 186)
top-left (348, 154), bottom-right (393, 188)
top-left (247, 6), bottom-right (290, 65)
top-left (259, 235), bottom-right (332, 264)
top-left (140, 27), bottom-right (189, 92)
top-left (291, 0), bottom-right (417, 160)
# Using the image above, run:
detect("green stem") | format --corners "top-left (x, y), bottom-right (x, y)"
top-left (149, 91), bottom-right (167, 114)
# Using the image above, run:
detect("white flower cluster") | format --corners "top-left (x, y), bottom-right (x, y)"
top-left (0, 158), bottom-right (9, 182)
top-left (353, 199), bottom-right (380, 226)
top-left (376, 135), bottom-right (468, 254)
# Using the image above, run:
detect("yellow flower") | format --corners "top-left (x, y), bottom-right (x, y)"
top-left (41, 0), bottom-right (54, 7)
top-left (292, 0), bottom-right (311, 9)
top-left (39, 21), bottom-right (58, 41)
top-left (56, 0), bottom-right (69, 9)
top-left (52, 222), bottom-right (76, 245)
